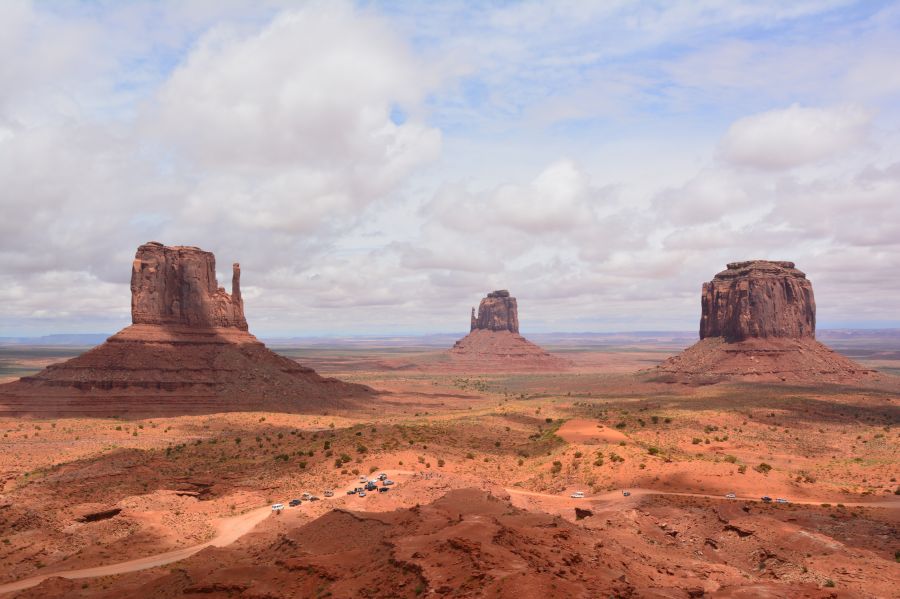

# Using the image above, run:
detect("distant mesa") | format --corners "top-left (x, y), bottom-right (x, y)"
top-left (657, 260), bottom-right (874, 383)
top-left (470, 289), bottom-right (519, 333)
top-left (0, 242), bottom-right (372, 416)
top-left (449, 290), bottom-right (569, 372)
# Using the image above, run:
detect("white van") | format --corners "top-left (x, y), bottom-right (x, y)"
top-left (271, 503), bottom-right (284, 512)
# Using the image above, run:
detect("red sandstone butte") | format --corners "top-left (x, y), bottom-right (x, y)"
top-left (658, 260), bottom-right (873, 383)
top-left (0, 242), bottom-right (372, 416)
top-left (450, 290), bottom-right (569, 372)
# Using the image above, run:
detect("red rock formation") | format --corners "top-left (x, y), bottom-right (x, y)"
top-left (471, 290), bottom-right (519, 333)
top-left (131, 242), bottom-right (247, 330)
top-left (450, 290), bottom-right (568, 372)
top-left (0, 242), bottom-right (372, 415)
top-left (658, 260), bottom-right (873, 383)
top-left (700, 261), bottom-right (815, 341)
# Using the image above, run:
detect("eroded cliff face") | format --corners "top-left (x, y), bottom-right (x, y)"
top-left (699, 261), bottom-right (815, 342)
top-left (131, 242), bottom-right (248, 330)
top-left (471, 290), bottom-right (519, 333)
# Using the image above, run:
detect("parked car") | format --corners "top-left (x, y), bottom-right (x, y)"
top-left (725, 493), bottom-right (736, 499)
top-left (346, 488), bottom-right (357, 495)
top-left (622, 490), bottom-right (631, 497)
top-left (775, 498), bottom-right (789, 504)
top-left (378, 487), bottom-right (390, 493)
top-left (308, 495), bottom-right (320, 501)
top-left (323, 490), bottom-right (334, 497)
top-left (382, 480), bottom-right (395, 486)
top-left (301, 493), bottom-right (312, 501)
top-left (365, 481), bottom-right (377, 491)
top-left (289, 499), bottom-right (302, 507)
top-left (358, 491), bottom-right (366, 497)
top-left (570, 491), bottom-right (585, 498)
top-left (271, 503), bottom-right (284, 512)
top-left (761, 496), bottom-right (773, 503)
top-left (378, 473), bottom-right (388, 481)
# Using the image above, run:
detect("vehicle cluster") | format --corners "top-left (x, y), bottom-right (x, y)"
top-left (272, 473), bottom-right (396, 511)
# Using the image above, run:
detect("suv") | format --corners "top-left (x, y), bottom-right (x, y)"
top-left (378, 473), bottom-right (388, 481)
top-left (725, 493), bottom-right (736, 499)
top-left (761, 496), bottom-right (773, 503)
top-left (323, 490), bottom-right (334, 498)
top-left (775, 498), bottom-right (789, 504)
top-left (382, 479), bottom-right (395, 486)
top-left (301, 492), bottom-right (312, 501)
top-left (378, 487), bottom-right (390, 493)
top-left (570, 491), bottom-right (585, 499)
top-left (346, 488), bottom-right (358, 495)
top-left (622, 490), bottom-right (631, 497)
top-left (289, 499), bottom-right (302, 507)
top-left (365, 481), bottom-right (378, 491)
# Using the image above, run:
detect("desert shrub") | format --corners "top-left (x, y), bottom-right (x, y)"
top-left (593, 458), bottom-right (604, 467)
top-left (369, 465), bottom-right (379, 473)
top-left (438, 459), bottom-right (445, 467)
top-left (647, 446), bottom-right (660, 456)
top-left (692, 438), bottom-right (702, 445)
top-left (356, 444), bottom-right (367, 453)
top-left (723, 455), bottom-right (737, 464)
top-left (574, 451), bottom-right (583, 458)
top-left (615, 421), bottom-right (626, 429)
top-left (299, 461), bottom-right (307, 469)
top-left (704, 425), bottom-right (718, 433)
top-left (550, 461), bottom-right (563, 474)
top-left (824, 579), bottom-right (835, 588)
top-left (755, 462), bottom-right (773, 474)
top-left (417, 456), bottom-right (425, 464)
top-left (651, 416), bottom-right (659, 424)
top-left (466, 452), bottom-right (475, 459)
top-left (517, 458), bottom-right (524, 466)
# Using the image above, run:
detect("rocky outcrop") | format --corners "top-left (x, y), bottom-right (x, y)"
top-left (657, 260), bottom-right (873, 384)
top-left (700, 261), bottom-right (815, 341)
top-left (471, 290), bottom-right (519, 333)
top-left (450, 290), bottom-right (568, 372)
top-left (131, 242), bottom-right (247, 330)
top-left (0, 242), bottom-right (372, 415)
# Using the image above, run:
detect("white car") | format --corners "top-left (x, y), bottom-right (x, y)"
top-left (271, 503), bottom-right (284, 512)
top-left (570, 491), bottom-right (585, 499)
top-left (323, 490), bottom-right (334, 497)
top-left (725, 493), bottom-right (737, 499)
top-left (775, 498), bottom-right (789, 504)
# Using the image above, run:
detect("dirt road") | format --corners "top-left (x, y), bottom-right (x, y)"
top-left (0, 470), bottom-right (416, 595)
top-left (0, 506), bottom-right (271, 595)
top-left (505, 486), bottom-right (900, 508)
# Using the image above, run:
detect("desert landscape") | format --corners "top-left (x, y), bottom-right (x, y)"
top-left (0, 248), bottom-right (897, 598)
top-left (3, 3), bottom-right (899, 598)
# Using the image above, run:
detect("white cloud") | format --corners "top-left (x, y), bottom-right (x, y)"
top-left (719, 104), bottom-right (870, 169)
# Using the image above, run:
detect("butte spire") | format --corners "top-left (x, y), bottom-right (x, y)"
top-left (0, 242), bottom-right (372, 416)
top-left (448, 289), bottom-right (568, 371)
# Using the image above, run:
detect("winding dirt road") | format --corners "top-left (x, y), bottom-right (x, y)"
top-left (505, 486), bottom-right (900, 509)
top-left (0, 506), bottom-right (271, 595)
top-left (0, 470), bottom-right (416, 596)
top-left (3, 473), bottom-right (895, 595)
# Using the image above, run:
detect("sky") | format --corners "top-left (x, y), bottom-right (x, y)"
top-left (1, 0), bottom-right (899, 337)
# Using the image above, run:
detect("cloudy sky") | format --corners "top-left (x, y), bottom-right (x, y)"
top-left (2, 0), bottom-right (899, 337)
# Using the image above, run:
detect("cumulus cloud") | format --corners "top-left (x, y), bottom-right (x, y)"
top-left (719, 104), bottom-right (870, 169)
top-left (2, 1), bottom-right (900, 336)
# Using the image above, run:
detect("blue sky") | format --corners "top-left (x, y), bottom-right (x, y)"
top-left (1, 1), bottom-right (899, 336)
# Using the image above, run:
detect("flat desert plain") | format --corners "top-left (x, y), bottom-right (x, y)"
top-left (0, 333), bottom-right (897, 598)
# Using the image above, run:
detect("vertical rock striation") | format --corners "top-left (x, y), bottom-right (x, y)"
top-left (699, 261), bottom-right (815, 341)
top-left (471, 290), bottom-right (519, 333)
top-left (131, 242), bottom-right (248, 330)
